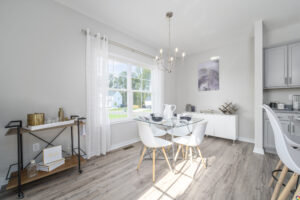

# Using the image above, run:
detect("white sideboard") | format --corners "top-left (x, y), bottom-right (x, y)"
top-left (186, 112), bottom-right (238, 142)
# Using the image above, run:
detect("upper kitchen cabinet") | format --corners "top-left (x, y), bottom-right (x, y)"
top-left (288, 42), bottom-right (300, 87)
top-left (264, 46), bottom-right (287, 88)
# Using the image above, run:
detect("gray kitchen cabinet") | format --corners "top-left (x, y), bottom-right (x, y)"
top-left (288, 42), bottom-right (300, 87)
top-left (291, 117), bottom-right (300, 136)
top-left (264, 46), bottom-right (288, 88)
top-left (264, 119), bottom-right (290, 151)
top-left (263, 112), bottom-right (300, 153)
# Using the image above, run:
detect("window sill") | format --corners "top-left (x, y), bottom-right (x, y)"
top-left (110, 118), bottom-right (135, 125)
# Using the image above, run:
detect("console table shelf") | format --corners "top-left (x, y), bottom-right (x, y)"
top-left (6, 155), bottom-right (86, 190)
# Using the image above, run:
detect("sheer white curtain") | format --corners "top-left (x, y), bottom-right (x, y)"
top-left (152, 64), bottom-right (165, 114)
top-left (85, 29), bottom-right (111, 158)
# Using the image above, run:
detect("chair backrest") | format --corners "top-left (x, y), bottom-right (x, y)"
top-left (137, 121), bottom-right (157, 147)
top-left (190, 120), bottom-right (208, 146)
top-left (262, 105), bottom-right (300, 174)
top-left (173, 125), bottom-right (192, 135)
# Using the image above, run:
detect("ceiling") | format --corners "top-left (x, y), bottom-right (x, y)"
top-left (54, 0), bottom-right (300, 54)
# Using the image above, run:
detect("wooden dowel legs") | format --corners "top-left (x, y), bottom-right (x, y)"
top-left (152, 148), bottom-right (156, 182)
top-left (181, 145), bottom-right (185, 159)
top-left (189, 147), bottom-right (193, 164)
top-left (137, 146), bottom-right (147, 170)
top-left (293, 182), bottom-right (300, 200)
top-left (185, 146), bottom-right (188, 160)
top-left (269, 160), bottom-right (282, 187)
top-left (174, 145), bottom-right (181, 162)
top-left (197, 146), bottom-right (206, 169)
top-left (271, 165), bottom-right (288, 200)
top-left (278, 173), bottom-right (298, 200)
top-left (162, 147), bottom-right (172, 171)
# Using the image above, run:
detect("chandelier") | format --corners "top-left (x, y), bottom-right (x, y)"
top-left (155, 12), bottom-right (186, 73)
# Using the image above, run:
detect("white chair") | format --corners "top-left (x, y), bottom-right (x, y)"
top-left (151, 124), bottom-right (167, 137)
top-left (171, 125), bottom-right (193, 137)
top-left (173, 120), bottom-right (208, 168)
top-left (262, 105), bottom-right (300, 200)
top-left (136, 122), bottom-right (172, 182)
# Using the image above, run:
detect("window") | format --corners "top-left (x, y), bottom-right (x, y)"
top-left (132, 66), bottom-right (152, 117)
top-left (108, 57), bottom-right (152, 121)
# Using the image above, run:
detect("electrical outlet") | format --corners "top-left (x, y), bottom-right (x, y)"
top-left (33, 143), bottom-right (40, 152)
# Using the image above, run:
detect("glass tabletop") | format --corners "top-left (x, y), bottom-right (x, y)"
top-left (134, 116), bottom-right (203, 128)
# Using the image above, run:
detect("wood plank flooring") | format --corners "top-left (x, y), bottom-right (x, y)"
top-left (0, 137), bottom-right (278, 200)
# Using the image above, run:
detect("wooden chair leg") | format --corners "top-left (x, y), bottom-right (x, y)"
top-left (162, 147), bottom-right (172, 171)
top-left (292, 182), bottom-right (300, 200)
top-left (189, 147), bottom-right (193, 164)
top-left (174, 145), bottom-right (182, 162)
top-left (137, 146), bottom-right (147, 170)
top-left (278, 173), bottom-right (299, 200)
top-left (152, 148), bottom-right (156, 182)
top-left (271, 165), bottom-right (288, 200)
top-left (185, 145), bottom-right (188, 160)
top-left (269, 160), bottom-right (282, 187)
top-left (181, 144), bottom-right (185, 159)
top-left (196, 146), bottom-right (206, 169)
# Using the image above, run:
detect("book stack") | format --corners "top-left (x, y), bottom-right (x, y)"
top-left (38, 145), bottom-right (65, 172)
top-left (37, 158), bottom-right (65, 172)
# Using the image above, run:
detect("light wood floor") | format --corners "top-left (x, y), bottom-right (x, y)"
top-left (0, 137), bottom-right (278, 200)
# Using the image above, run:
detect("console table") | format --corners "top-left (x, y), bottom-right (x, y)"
top-left (4, 116), bottom-right (86, 199)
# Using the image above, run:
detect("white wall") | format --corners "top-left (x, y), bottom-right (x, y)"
top-left (175, 37), bottom-right (255, 140)
top-left (0, 0), bottom-right (158, 184)
top-left (264, 22), bottom-right (300, 48)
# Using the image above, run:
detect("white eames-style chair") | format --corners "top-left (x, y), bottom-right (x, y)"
top-left (172, 125), bottom-right (193, 137)
top-left (263, 105), bottom-right (300, 200)
top-left (136, 122), bottom-right (172, 182)
top-left (173, 120), bottom-right (208, 168)
top-left (151, 124), bottom-right (167, 137)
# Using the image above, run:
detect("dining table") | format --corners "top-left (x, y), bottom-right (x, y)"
top-left (135, 116), bottom-right (203, 170)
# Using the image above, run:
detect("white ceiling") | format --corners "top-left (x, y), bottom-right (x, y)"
top-left (54, 0), bottom-right (300, 54)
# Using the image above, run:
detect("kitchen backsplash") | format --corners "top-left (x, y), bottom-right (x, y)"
top-left (264, 88), bottom-right (300, 105)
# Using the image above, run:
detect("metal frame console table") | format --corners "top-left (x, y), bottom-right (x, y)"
top-left (4, 116), bottom-right (86, 199)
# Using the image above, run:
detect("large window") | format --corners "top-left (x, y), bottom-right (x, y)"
top-left (108, 57), bottom-right (152, 121)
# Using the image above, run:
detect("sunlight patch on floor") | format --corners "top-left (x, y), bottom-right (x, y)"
top-left (137, 157), bottom-right (210, 200)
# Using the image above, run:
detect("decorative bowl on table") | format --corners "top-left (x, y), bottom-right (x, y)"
top-left (180, 116), bottom-right (192, 121)
top-left (152, 116), bottom-right (163, 122)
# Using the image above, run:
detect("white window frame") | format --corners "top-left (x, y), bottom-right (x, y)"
top-left (108, 54), bottom-right (153, 123)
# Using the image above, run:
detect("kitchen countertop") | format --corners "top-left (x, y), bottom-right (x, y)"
top-left (272, 108), bottom-right (300, 114)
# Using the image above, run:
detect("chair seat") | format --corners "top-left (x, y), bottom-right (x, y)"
top-left (285, 134), bottom-right (300, 148)
top-left (287, 143), bottom-right (300, 174)
top-left (173, 135), bottom-right (198, 147)
top-left (171, 125), bottom-right (193, 137)
top-left (152, 127), bottom-right (167, 137)
top-left (147, 137), bottom-right (172, 148)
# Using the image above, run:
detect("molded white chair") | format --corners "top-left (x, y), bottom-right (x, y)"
top-left (173, 120), bottom-right (208, 168)
top-left (136, 122), bottom-right (172, 182)
top-left (263, 105), bottom-right (300, 200)
top-left (284, 133), bottom-right (300, 148)
top-left (151, 125), bottom-right (167, 137)
top-left (171, 125), bottom-right (193, 137)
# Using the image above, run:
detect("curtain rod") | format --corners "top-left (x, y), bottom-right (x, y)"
top-left (81, 29), bottom-right (155, 59)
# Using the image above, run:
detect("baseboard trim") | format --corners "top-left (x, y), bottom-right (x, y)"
top-left (237, 137), bottom-right (254, 144)
top-left (253, 146), bottom-right (265, 155)
top-left (109, 138), bottom-right (140, 151)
